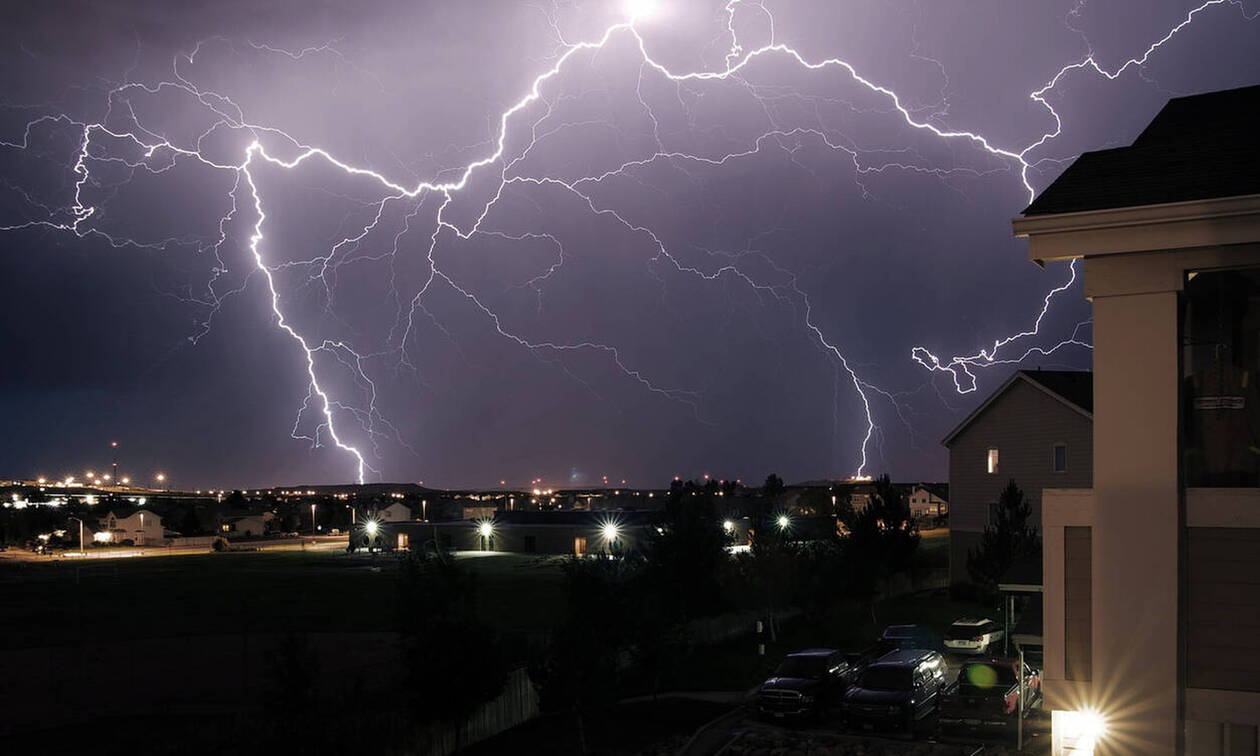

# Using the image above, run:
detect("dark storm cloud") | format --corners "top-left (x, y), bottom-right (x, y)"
top-left (1, 0), bottom-right (1258, 488)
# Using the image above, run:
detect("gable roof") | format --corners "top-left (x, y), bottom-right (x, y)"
top-left (1023, 85), bottom-right (1260, 217)
top-left (941, 370), bottom-right (1092, 447)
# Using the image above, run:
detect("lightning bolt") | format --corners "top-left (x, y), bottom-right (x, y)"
top-left (1, 0), bottom-right (1251, 482)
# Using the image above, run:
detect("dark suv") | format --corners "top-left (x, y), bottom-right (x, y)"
top-left (843, 648), bottom-right (948, 734)
top-left (757, 649), bottom-right (855, 722)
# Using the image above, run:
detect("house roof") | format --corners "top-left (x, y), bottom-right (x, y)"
top-left (1023, 85), bottom-right (1260, 216)
top-left (912, 482), bottom-right (949, 501)
top-left (941, 370), bottom-right (1092, 447)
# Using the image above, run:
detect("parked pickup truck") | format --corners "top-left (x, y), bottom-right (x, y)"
top-left (939, 658), bottom-right (1041, 737)
top-left (757, 649), bottom-right (856, 722)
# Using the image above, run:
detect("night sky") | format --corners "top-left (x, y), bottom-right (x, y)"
top-left (2, 1), bottom-right (1257, 489)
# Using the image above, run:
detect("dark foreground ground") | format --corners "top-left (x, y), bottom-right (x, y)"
top-left (1, 531), bottom-right (990, 755)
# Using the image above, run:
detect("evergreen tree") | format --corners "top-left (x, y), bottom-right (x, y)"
top-left (967, 479), bottom-right (1041, 587)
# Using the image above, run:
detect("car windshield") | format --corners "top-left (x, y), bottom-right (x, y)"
top-left (884, 626), bottom-right (916, 638)
top-left (946, 624), bottom-right (985, 640)
top-left (859, 666), bottom-right (913, 691)
top-left (957, 662), bottom-right (1018, 691)
top-left (774, 656), bottom-right (827, 679)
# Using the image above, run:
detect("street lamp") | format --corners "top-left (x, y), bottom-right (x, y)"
top-left (68, 516), bottom-right (84, 553)
top-left (310, 503), bottom-right (317, 536)
top-left (776, 514), bottom-right (790, 531)
top-left (155, 472), bottom-right (166, 490)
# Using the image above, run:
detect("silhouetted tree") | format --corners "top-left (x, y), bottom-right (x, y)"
top-left (179, 507), bottom-right (203, 536)
top-left (967, 479), bottom-right (1041, 587)
top-left (840, 475), bottom-right (920, 619)
top-left (531, 556), bottom-right (643, 754)
top-left (644, 482), bottom-right (729, 621)
top-left (397, 551), bottom-right (508, 735)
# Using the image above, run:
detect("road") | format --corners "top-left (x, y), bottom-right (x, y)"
top-left (0, 534), bottom-right (350, 561)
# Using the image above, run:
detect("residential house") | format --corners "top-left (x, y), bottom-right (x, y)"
top-left (906, 483), bottom-right (948, 520)
top-left (1013, 84), bottom-right (1260, 754)
top-left (376, 501), bottom-right (413, 522)
top-left (218, 512), bottom-right (273, 538)
top-left (942, 370), bottom-right (1094, 585)
top-left (99, 508), bottom-right (164, 546)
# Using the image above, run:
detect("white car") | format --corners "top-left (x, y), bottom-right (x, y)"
top-left (944, 618), bottom-right (1004, 655)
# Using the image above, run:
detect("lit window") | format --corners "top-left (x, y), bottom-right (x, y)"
top-left (986, 448), bottom-right (999, 474)
top-left (1053, 443), bottom-right (1067, 473)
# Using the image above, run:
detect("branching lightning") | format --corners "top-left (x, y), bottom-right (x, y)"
top-left (1, 0), bottom-right (1251, 482)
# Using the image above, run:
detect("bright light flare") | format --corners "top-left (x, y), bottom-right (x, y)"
top-left (364, 519), bottom-right (379, 536)
top-left (624, 0), bottom-right (663, 22)
top-left (1055, 708), bottom-right (1108, 753)
top-left (478, 521), bottom-right (494, 537)
top-left (722, 519), bottom-right (734, 533)
top-left (776, 514), bottom-right (790, 530)
top-left (601, 522), bottom-right (620, 541)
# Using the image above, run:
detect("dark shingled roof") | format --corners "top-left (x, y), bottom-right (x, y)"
top-left (942, 369), bottom-right (1092, 447)
top-left (1023, 85), bottom-right (1260, 216)
top-left (1019, 369), bottom-right (1092, 413)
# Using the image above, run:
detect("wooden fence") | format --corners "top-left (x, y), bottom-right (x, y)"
top-left (413, 666), bottom-right (539, 756)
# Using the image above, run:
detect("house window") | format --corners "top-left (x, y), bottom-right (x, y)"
top-left (1182, 267), bottom-right (1260, 487)
top-left (986, 448), bottom-right (999, 474)
top-left (1053, 443), bottom-right (1067, 473)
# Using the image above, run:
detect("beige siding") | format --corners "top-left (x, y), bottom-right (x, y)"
top-left (1187, 527), bottom-right (1260, 692)
top-left (946, 377), bottom-right (1092, 582)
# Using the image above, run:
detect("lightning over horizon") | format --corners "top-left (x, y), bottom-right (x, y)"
top-left (1, 0), bottom-right (1256, 487)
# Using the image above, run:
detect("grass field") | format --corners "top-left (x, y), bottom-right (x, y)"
top-left (0, 549), bottom-right (567, 650)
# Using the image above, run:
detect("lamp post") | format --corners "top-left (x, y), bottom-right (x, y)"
top-left (68, 516), bottom-right (84, 553)
top-left (155, 472), bottom-right (166, 491)
top-left (110, 441), bottom-right (118, 489)
top-left (310, 503), bottom-right (317, 536)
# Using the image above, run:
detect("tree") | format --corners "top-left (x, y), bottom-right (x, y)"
top-left (967, 479), bottom-right (1041, 587)
top-left (839, 475), bottom-right (920, 619)
top-left (396, 551), bottom-right (508, 735)
top-left (179, 507), bottom-right (203, 536)
top-left (531, 556), bottom-right (643, 754)
top-left (642, 480), bottom-right (730, 622)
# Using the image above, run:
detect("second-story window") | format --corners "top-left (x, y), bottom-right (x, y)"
top-left (986, 448), bottom-right (999, 474)
top-left (1053, 443), bottom-right (1068, 473)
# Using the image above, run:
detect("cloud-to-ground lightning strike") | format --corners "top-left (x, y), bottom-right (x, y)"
top-left (1, 0), bottom-right (1251, 482)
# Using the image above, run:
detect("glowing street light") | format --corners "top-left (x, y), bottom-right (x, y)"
top-left (365, 519), bottom-right (379, 537)
top-left (777, 514), bottom-right (791, 531)
top-left (723, 520), bottom-right (734, 533)
top-left (601, 522), bottom-right (620, 541)
top-left (1055, 708), bottom-right (1108, 754)
top-left (155, 472), bottom-right (166, 490)
top-left (478, 521), bottom-right (494, 538)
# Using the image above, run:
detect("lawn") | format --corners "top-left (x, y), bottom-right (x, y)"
top-left (0, 549), bottom-right (567, 650)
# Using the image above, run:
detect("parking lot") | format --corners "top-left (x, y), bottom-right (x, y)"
top-left (700, 644), bottom-right (1050, 756)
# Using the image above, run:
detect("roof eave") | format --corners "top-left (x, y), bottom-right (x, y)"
top-left (1012, 193), bottom-right (1260, 265)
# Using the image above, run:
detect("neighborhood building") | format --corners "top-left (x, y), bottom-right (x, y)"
top-left (99, 508), bottom-right (164, 546)
top-left (1013, 84), bottom-right (1260, 755)
top-left (374, 509), bottom-right (665, 556)
top-left (905, 483), bottom-right (948, 520)
top-left (218, 512), bottom-right (273, 538)
top-left (942, 370), bottom-right (1093, 586)
top-left (374, 500), bottom-right (414, 522)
